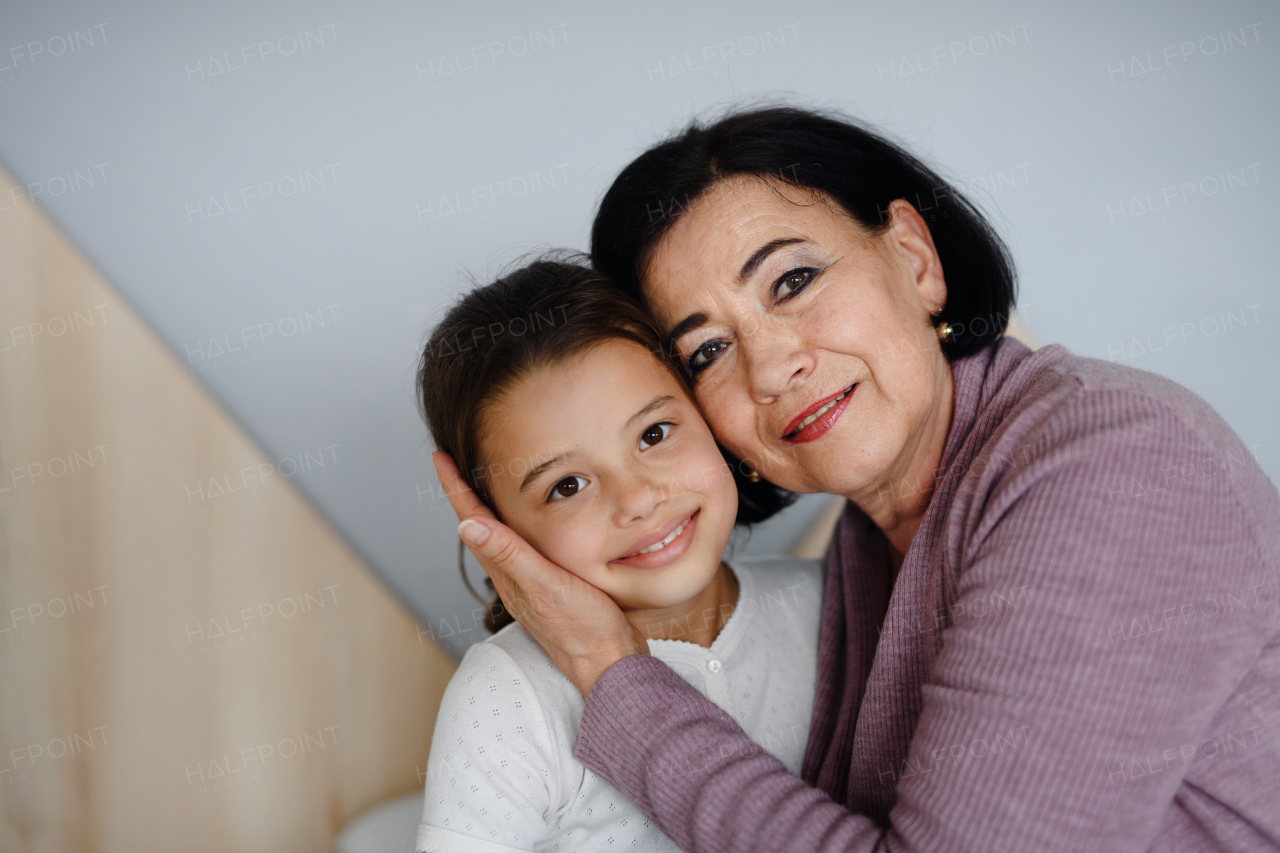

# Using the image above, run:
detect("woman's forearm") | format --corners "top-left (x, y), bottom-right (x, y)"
top-left (577, 656), bottom-right (886, 853)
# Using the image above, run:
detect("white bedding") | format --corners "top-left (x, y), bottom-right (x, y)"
top-left (337, 792), bottom-right (421, 853)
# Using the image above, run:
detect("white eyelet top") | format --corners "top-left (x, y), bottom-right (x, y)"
top-left (416, 555), bottom-right (825, 853)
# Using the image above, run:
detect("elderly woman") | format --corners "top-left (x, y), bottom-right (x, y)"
top-left (435, 107), bottom-right (1280, 852)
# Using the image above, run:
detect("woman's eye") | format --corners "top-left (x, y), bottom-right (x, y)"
top-left (547, 476), bottom-right (587, 502)
top-left (639, 422), bottom-right (672, 451)
top-left (688, 339), bottom-right (727, 372)
top-left (774, 268), bottom-right (816, 301)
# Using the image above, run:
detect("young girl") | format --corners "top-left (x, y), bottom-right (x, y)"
top-left (415, 258), bottom-right (824, 852)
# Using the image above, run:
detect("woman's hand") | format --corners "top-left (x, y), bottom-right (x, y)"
top-left (432, 452), bottom-right (649, 696)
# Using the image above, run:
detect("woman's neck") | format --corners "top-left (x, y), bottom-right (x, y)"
top-left (624, 562), bottom-right (740, 647)
top-left (856, 360), bottom-right (956, 557)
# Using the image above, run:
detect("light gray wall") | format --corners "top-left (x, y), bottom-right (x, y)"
top-left (2, 0), bottom-right (1275, 658)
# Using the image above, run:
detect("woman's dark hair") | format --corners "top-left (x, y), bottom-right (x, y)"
top-left (417, 254), bottom-right (781, 632)
top-left (590, 105), bottom-right (1017, 522)
top-left (592, 104), bottom-right (1017, 357)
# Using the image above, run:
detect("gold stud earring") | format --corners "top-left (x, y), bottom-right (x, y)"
top-left (935, 322), bottom-right (954, 342)
top-left (747, 469), bottom-right (762, 483)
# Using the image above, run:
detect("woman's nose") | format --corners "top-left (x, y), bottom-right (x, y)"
top-left (740, 322), bottom-right (814, 402)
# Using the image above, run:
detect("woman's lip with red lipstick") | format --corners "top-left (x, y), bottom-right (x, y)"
top-left (782, 384), bottom-right (856, 444)
top-left (609, 510), bottom-right (699, 570)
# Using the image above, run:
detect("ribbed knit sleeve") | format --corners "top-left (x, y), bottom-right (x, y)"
top-left (576, 654), bottom-right (887, 851)
top-left (575, 372), bottom-right (1280, 852)
top-left (886, 385), bottom-right (1278, 851)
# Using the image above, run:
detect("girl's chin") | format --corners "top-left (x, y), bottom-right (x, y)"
top-left (607, 574), bottom-right (708, 611)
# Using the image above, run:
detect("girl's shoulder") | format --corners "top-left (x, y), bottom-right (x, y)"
top-left (449, 623), bottom-right (584, 720)
top-left (424, 630), bottom-right (587, 848)
top-left (437, 622), bottom-right (583, 732)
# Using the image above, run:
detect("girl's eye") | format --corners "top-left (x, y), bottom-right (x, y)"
top-left (548, 475), bottom-right (587, 502)
top-left (774, 268), bottom-right (817, 301)
top-left (688, 339), bottom-right (728, 373)
top-left (639, 422), bottom-right (672, 451)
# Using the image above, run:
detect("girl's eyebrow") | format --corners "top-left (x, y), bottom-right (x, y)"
top-left (519, 448), bottom-right (575, 494)
top-left (517, 397), bottom-right (676, 496)
top-left (625, 395), bottom-right (677, 431)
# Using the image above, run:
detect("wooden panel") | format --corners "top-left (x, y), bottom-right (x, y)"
top-left (0, 166), bottom-right (455, 852)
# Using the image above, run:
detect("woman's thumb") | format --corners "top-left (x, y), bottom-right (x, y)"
top-left (457, 517), bottom-right (525, 573)
top-left (457, 518), bottom-right (491, 547)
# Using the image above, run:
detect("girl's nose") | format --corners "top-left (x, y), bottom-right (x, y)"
top-left (611, 467), bottom-right (669, 527)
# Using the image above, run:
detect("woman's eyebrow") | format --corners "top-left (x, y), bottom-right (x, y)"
top-left (668, 313), bottom-right (707, 347)
top-left (738, 237), bottom-right (805, 283)
top-left (668, 237), bottom-right (807, 345)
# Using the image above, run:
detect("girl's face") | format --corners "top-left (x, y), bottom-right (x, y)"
top-left (482, 339), bottom-right (738, 612)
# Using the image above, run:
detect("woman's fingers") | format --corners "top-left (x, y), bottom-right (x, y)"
top-left (433, 451), bottom-right (546, 593)
top-left (429, 450), bottom-right (647, 695)
top-left (432, 451), bottom-right (495, 523)
top-left (462, 515), bottom-right (547, 595)
top-left (464, 523), bottom-right (646, 696)
top-left (432, 449), bottom-right (581, 625)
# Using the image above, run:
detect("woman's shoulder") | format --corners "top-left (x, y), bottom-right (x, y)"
top-left (954, 340), bottom-right (1280, 576)
top-left (1044, 343), bottom-right (1237, 427)
top-left (972, 339), bottom-right (1273, 505)
top-left (988, 339), bottom-right (1245, 451)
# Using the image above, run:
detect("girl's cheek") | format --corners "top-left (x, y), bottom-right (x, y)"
top-left (693, 455), bottom-right (734, 493)
top-left (539, 518), bottom-right (607, 580)
top-left (669, 441), bottom-right (737, 503)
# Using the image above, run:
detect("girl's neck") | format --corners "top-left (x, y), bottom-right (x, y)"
top-left (625, 562), bottom-right (739, 648)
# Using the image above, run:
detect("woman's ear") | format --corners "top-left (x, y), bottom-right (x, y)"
top-left (885, 198), bottom-right (947, 312)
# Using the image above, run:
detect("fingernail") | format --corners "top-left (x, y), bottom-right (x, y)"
top-left (457, 519), bottom-right (491, 546)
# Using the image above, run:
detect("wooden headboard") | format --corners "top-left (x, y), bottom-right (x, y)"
top-left (0, 165), bottom-right (456, 852)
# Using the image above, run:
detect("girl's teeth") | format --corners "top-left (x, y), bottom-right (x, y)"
top-left (637, 522), bottom-right (685, 555)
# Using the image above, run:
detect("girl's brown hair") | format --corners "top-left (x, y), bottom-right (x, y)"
top-left (417, 255), bottom-right (678, 632)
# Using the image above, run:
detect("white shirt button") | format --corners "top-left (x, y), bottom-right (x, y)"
top-left (707, 659), bottom-right (722, 673)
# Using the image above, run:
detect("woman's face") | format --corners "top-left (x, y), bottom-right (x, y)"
top-left (482, 339), bottom-right (738, 612)
top-left (642, 176), bottom-right (952, 504)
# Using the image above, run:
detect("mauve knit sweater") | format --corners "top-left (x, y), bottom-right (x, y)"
top-left (575, 338), bottom-right (1280, 852)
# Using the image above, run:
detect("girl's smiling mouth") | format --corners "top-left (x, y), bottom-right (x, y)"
top-left (610, 509), bottom-right (700, 569)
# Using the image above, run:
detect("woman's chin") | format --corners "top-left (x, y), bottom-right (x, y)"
top-left (789, 430), bottom-right (891, 497)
